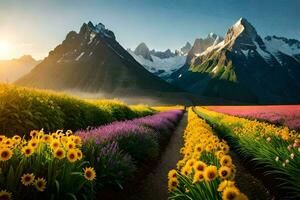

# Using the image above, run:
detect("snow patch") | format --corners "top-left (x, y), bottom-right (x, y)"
top-left (128, 50), bottom-right (186, 77)
top-left (75, 52), bottom-right (85, 61)
top-left (88, 32), bottom-right (96, 44)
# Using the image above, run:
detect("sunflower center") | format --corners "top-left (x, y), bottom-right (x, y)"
top-left (1, 151), bottom-right (8, 158)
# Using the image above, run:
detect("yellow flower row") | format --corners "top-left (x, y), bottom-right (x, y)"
top-left (168, 108), bottom-right (248, 200)
top-left (0, 130), bottom-right (83, 162)
top-left (196, 107), bottom-right (299, 141)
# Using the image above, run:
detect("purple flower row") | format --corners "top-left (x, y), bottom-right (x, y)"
top-left (76, 110), bottom-right (183, 144)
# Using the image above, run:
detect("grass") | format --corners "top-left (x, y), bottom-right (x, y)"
top-left (0, 84), bottom-right (155, 136)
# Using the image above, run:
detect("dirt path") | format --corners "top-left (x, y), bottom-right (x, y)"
top-left (129, 113), bottom-right (187, 200)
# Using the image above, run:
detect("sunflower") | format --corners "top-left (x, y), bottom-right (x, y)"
top-left (222, 186), bottom-right (240, 200)
top-left (216, 150), bottom-right (225, 159)
top-left (28, 139), bottom-right (39, 149)
top-left (219, 166), bottom-right (232, 179)
top-left (34, 177), bottom-right (47, 192)
top-left (65, 141), bottom-right (76, 150)
top-left (181, 166), bottom-right (191, 176)
top-left (67, 149), bottom-right (77, 163)
top-left (76, 149), bottom-right (83, 160)
top-left (3, 139), bottom-right (14, 148)
top-left (220, 155), bottom-right (232, 167)
top-left (186, 159), bottom-right (196, 167)
top-left (41, 135), bottom-right (52, 143)
top-left (54, 148), bottom-right (65, 160)
top-left (217, 180), bottom-right (236, 192)
top-left (12, 135), bottom-right (21, 143)
top-left (168, 169), bottom-right (177, 179)
top-left (21, 173), bottom-right (35, 186)
top-left (30, 130), bottom-right (39, 138)
top-left (50, 139), bottom-right (60, 149)
top-left (22, 146), bottom-right (34, 157)
top-left (0, 147), bottom-right (13, 161)
top-left (0, 189), bottom-right (12, 200)
top-left (72, 136), bottom-right (82, 146)
top-left (83, 167), bottom-right (96, 181)
top-left (193, 161), bottom-right (207, 172)
top-left (193, 171), bottom-right (204, 183)
top-left (0, 135), bottom-right (6, 143)
top-left (168, 177), bottom-right (179, 192)
top-left (203, 165), bottom-right (218, 181)
top-left (194, 144), bottom-right (203, 154)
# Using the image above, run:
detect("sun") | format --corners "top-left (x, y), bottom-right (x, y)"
top-left (0, 41), bottom-right (13, 59)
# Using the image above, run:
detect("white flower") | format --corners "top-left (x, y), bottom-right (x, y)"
top-left (290, 153), bottom-right (295, 160)
top-left (285, 159), bottom-right (289, 164)
top-left (282, 163), bottom-right (286, 167)
top-left (266, 137), bottom-right (271, 142)
top-left (275, 156), bottom-right (279, 162)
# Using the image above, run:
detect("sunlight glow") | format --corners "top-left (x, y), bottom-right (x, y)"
top-left (0, 41), bottom-right (13, 59)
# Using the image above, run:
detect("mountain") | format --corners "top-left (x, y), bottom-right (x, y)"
top-left (133, 42), bottom-right (153, 61)
top-left (128, 43), bottom-right (188, 80)
top-left (0, 55), bottom-right (40, 83)
top-left (186, 33), bottom-right (223, 65)
top-left (171, 18), bottom-right (300, 104)
top-left (15, 22), bottom-right (179, 95)
top-left (178, 42), bottom-right (192, 56)
top-left (150, 49), bottom-right (175, 59)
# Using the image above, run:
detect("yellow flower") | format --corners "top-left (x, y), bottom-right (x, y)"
top-left (0, 189), bottom-right (12, 200)
top-left (21, 173), bottom-right (35, 186)
top-left (186, 159), bottom-right (196, 167)
top-left (204, 165), bottom-right (218, 181)
top-left (42, 135), bottom-right (52, 143)
top-left (219, 166), bottom-right (232, 179)
top-left (22, 146), bottom-right (34, 157)
top-left (67, 149), bottom-right (78, 162)
top-left (65, 141), bottom-right (76, 150)
top-left (50, 139), bottom-right (60, 149)
top-left (168, 177), bottom-right (179, 192)
top-left (76, 149), bottom-right (83, 160)
top-left (193, 161), bottom-right (207, 172)
top-left (0, 135), bottom-right (6, 143)
top-left (54, 148), bottom-right (65, 160)
top-left (217, 180), bottom-right (236, 192)
top-left (30, 130), bottom-right (39, 138)
top-left (194, 144), bottom-right (203, 154)
top-left (193, 171), bottom-right (204, 183)
top-left (0, 147), bottom-right (13, 161)
top-left (84, 167), bottom-right (96, 181)
top-left (181, 165), bottom-right (191, 176)
top-left (220, 155), bottom-right (232, 167)
top-left (34, 177), bottom-right (47, 192)
top-left (28, 139), bottom-right (39, 149)
top-left (168, 169), bottom-right (177, 179)
top-left (73, 136), bottom-right (82, 147)
top-left (222, 186), bottom-right (240, 200)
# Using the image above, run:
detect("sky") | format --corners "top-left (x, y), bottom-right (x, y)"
top-left (0, 0), bottom-right (299, 60)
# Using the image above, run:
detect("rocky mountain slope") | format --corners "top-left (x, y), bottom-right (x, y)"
top-left (171, 18), bottom-right (300, 104)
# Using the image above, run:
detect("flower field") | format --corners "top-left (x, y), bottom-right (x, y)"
top-left (207, 105), bottom-right (300, 131)
top-left (195, 106), bottom-right (300, 198)
top-left (168, 108), bottom-right (248, 200)
top-left (0, 84), bottom-right (187, 200)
